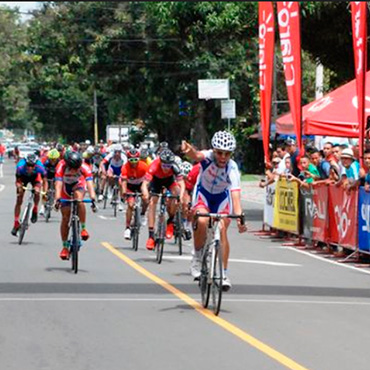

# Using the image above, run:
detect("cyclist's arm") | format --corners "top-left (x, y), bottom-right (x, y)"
top-left (55, 180), bottom-right (62, 200)
top-left (86, 179), bottom-right (96, 201)
top-left (121, 178), bottom-right (127, 195)
top-left (141, 179), bottom-right (150, 199)
top-left (178, 178), bottom-right (185, 200)
top-left (181, 140), bottom-right (204, 162)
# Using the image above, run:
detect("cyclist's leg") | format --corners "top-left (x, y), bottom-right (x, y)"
top-left (12, 181), bottom-right (25, 233)
top-left (60, 204), bottom-right (72, 259)
top-left (126, 196), bottom-right (135, 227)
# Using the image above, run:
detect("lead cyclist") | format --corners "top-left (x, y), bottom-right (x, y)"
top-left (181, 131), bottom-right (247, 291)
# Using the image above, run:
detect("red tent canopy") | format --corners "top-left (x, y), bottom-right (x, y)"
top-left (276, 70), bottom-right (370, 138)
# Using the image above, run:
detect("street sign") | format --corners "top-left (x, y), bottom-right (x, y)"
top-left (221, 99), bottom-right (236, 119)
top-left (198, 79), bottom-right (230, 99)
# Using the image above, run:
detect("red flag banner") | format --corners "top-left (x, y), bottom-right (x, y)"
top-left (259, 2), bottom-right (275, 164)
top-left (351, 2), bottom-right (367, 166)
top-left (277, 2), bottom-right (302, 153)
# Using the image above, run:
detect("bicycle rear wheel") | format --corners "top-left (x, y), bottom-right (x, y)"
top-left (18, 203), bottom-right (31, 245)
top-left (211, 242), bottom-right (223, 315)
top-left (156, 238), bottom-right (164, 264)
top-left (45, 204), bottom-right (51, 222)
top-left (103, 185), bottom-right (109, 209)
top-left (200, 248), bottom-right (211, 308)
top-left (113, 187), bottom-right (118, 217)
top-left (71, 219), bottom-right (80, 274)
top-left (176, 210), bottom-right (183, 255)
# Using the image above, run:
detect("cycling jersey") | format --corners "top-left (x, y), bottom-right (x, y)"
top-left (16, 158), bottom-right (46, 182)
top-left (42, 158), bottom-right (60, 180)
top-left (144, 158), bottom-right (182, 182)
top-left (195, 150), bottom-right (240, 194)
top-left (103, 152), bottom-right (127, 176)
top-left (185, 163), bottom-right (200, 192)
top-left (121, 161), bottom-right (148, 186)
top-left (192, 150), bottom-right (241, 214)
top-left (55, 160), bottom-right (93, 200)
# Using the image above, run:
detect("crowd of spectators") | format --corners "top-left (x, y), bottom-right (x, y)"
top-left (259, 138), bottom-right (369, 192)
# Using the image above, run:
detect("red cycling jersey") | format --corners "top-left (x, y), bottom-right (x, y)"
top-left (144, 157), bottom-right (183, 182)
top-left (121, 161), bottom-right (148, 185)
top-left (185, 163), bottom-right (200, 191)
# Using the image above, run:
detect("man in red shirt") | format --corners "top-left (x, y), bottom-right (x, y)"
top-left (141, 149), bottom-right (185, 250)
top-left (121, 148), bottom-right (149, 240)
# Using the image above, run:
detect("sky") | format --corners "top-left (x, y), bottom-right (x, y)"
top-left (0, 2), bottom-right (41, 20)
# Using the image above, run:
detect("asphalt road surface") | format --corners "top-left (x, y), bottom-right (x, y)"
top-left (1, 160), bottom-right (370, 370)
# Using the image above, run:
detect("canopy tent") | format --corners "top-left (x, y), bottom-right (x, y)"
top-left (276, 70), bottom-right (370, 138)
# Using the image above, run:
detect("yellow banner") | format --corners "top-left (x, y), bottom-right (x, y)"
top-left (273, 178), bottom-right (299, 233)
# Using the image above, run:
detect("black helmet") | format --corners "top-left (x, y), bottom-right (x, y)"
top-left (26, 154), bottom-right (37, 166)
top-left (160, 149), bottom-right (175, 164)
top-left (65, 151), bottom-right (82, 169)
top-left (34, 149), bottom-right (41, 157)
top-left (56, 143), bottom-right (64, 152)
top-left (159, 141), bottom-right (168, 149)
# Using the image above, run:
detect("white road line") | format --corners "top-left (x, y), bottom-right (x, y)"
top-left (222, 299), bottom-right (370, 306)
top-left (156, 255), bottom-right (301, 267)
top-left (283, 247), bottom-right (370, 276)
top-left (98, 215), bottom-right (118, 221)
top-left (0, 184), bottom-right (5, 192)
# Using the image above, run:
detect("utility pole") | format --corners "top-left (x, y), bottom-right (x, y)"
top-left (94, 89), bottom-right (98, 145)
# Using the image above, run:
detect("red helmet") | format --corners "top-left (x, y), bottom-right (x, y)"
top-left (127, 148), bottom-right (140, 159)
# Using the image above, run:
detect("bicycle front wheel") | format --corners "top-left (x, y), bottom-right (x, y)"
top-left (18, 203), bottom-right (31, 245)
top-left (175, 210), bottom-right (182, 255)
top-left (71, 219), bottom-right (80, 274)
top-left (200, 248), bottom-right (211, 308)
top-left (132, 207), bottom-right (140, 251)
top-left (211, 242), bottom-right (223, 315)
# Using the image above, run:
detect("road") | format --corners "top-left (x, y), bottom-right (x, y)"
top-left (1, 160), bottom-right (370, 370)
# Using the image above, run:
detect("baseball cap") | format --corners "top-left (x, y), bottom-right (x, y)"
top-left (285, 138), bottom-right (296, 146)
top-left (340, 148), bottom-right (354, 159)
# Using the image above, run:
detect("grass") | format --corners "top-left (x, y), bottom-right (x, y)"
top-left (241, 174), bottom-right (260, 182)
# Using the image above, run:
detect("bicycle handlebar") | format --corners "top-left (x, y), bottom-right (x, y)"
top-left (194, 211), bottom-right (245, 225)
top-left (149, 192), bottom-right (179, 200)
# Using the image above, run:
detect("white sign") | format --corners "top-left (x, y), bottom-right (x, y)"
top-left (221, 99), bottom-right (236, 119)
top-left (198, 79), bottom-right (229, 99)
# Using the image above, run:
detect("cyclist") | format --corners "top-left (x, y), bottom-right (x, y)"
top-left (121, 148), bottom-right (149, 240)
top-left (181, 131), bottom-right (247, 290)
top-left (54, 151), bottom-right (96, 260)
top-left (39, 149), bottom-right (61, 216)
top-left (11, 153), bottom-right (47, 236)
top-left (98, 144), bottom-right (127, 201)
top-left (141, 148), bottom-right (185, 250)
top-left (140, 148), bottom-right (153, 166)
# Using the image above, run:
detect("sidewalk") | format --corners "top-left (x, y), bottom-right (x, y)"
top-left (240, 181), bottom-right (264, 205)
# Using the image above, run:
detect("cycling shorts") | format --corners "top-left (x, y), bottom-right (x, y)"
top-left (16, 174), bottom-right (42, 188)
top-left (149, 176), bottom-right (178, 195)
top-left (108, 165), bottom-right (122, 177)
top-left (192, 186), bottom-right (232, 214)
top-left (60, 181), bottom-right (85, 202)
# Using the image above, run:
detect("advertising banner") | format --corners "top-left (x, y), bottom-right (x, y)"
top-left (351, 2), bottom-right (367, 166)
top-left (259, 2), bottom-right (275, 163)
top-left (328, 186), bottom-right (358, 249)
top-left (312, 184), bottom-right (329, 242)
top-left (264, 182), bottom-right (276, 227)
top-left (300, 187), bottom-right (313, 239)
top-left (358, 187), bottom-right (370, 252)
top-left (273, 178), bottom-right (299, 233)
top-left (277, 2), bottom-right (303, 154)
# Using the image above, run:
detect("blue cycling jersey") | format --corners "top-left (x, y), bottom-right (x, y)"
top-left (16, 158), bottom-right (46, 178)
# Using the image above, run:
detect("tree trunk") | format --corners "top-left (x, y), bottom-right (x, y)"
top-left (192, 101), bottom-right (209, 150)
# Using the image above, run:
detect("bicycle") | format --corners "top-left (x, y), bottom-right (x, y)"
top-left (173, 202), bottom-right (184, 256)
top-left (110, 175), bottom-right (121, 217)
top-left (124, 192), bottom-right (143, 252)
top-left (150, 191), bottom-right (180, 264)
top-left (60, 198), bottom-right (97, 274)
top-left (18, 185), bottom-right (41, 245)
top-left (193, 212), bottom-right (245, 316)
top-left (44, 179), bottom-right (55, 223)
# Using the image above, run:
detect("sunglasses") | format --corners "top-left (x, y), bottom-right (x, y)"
top-left (128, 158), bottom-right (139, 163)
top-left (161, 163), bottom-right (172, 169)
top-left (214, 150), bottom-right (232, 157)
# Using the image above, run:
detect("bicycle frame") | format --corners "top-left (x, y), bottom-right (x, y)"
top-left (18, 186), bottom-right (35, 245)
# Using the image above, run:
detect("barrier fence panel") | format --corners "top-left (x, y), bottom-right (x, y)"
top-left (312, 184), bottom-right (329, 243)
top-left (328, 186), bottom-right (358, 250)
top-left (264, 182), bottom-right (276, 228)
top-left (358, 187), bottom-right (370, 253)
top-left (300, 187), bottom-right (313, 240)
top-left (273, 178), bottom-right (299, 234)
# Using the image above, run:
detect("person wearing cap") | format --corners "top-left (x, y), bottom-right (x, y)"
top-left (259, 157), bottom-right (281, 188)
top-left (338, 148), bottom-right (360, 191)
top-left (285, 138), bottom-right (300, 177)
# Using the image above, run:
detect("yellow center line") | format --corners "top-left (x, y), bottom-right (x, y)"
top-left (101, 242), bottom-right (310, 370)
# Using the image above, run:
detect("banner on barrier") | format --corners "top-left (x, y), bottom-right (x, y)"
top-left (264, 182), bottom-right (276, 227)
top-left (358, 187), bottom-right (370, 252)
top-left (301, 187), bottom-right (313, 239)
top-left (312, 184), bottom-right (328, 242)
top-left (328, 186), bottom-right (358, 249)
top-left (273, 178), bottom-right (299, 233)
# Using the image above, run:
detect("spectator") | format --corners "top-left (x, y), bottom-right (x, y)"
top-left (339, 148), bottom-right (360, 191)
top-left (276, 142), bottom-right (290, 175)
top-left (285, 138), bottom-right (300, 176)
top-left (259, 157), bottom-right (281, 188)
top-left (360, 149), bottom-right (370, 192)
top-left (288, 155), bottom-right (319, 189)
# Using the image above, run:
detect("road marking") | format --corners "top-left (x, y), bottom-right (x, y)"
top-left (99, 215), bottom-right (118, 221)
top-left (153, 255), bottom-right (301, 267)
top-left (284, 247), bottom-right (370, 276)
top-left (0, 297), bottom-right (370, 306)
top-left (102, 241), bottom-right (310, 370)
top-left (0, 184), bottom-right (5, 192)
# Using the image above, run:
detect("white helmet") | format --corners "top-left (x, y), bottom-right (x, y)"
top-left (86, 145), bottom-right (94, 155)
top-left (211, 131), bottom-right (236, 152)
top-left (113, 144), bottom-right (123, 152)
top-left (174, 156), bottom-right (182, 166)
top-left (180, 161), bottom-right (192, 176)
top-left (85, 139), bottom-right (91, 145)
